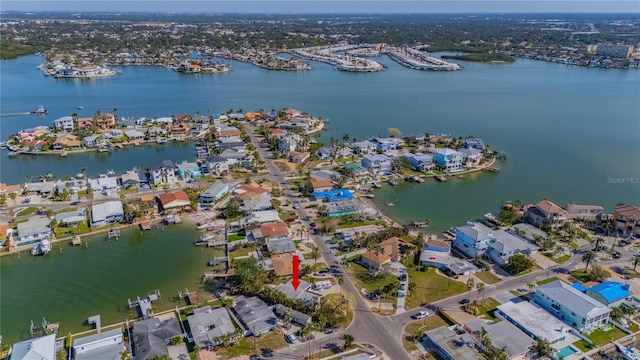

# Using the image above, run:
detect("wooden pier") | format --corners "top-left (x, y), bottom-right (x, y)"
top-left (87, 315), bottom-right (101, 333)
top-left (483, 166), bottom-right (501, 173)
top-left (128, 290), bottom-right (161, 319)
top-left (139, 222), bottom-right (152, 231)
top-left (178, 288), bottom-right (199, 306)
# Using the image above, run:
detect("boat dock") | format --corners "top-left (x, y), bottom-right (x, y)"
top-left (178, 288), bottom-right (199, 306)
top-left (107, 228), bottom-right (120, 239)
top-left (128, 290), bottom-right (161, 319)
top-left (139, 222), bottom-right (152, 231)
top-left (87, 315), bottom-right (101, 332)
top-left (435, 175), bottom-right (449, 182)
top-left (406, 175), bottom-right (425, 183)
top-left (484, 166), bottom-right (501, 172)
top-left (385, 47), bottom-right (462, 71)
top-left (291, 44), bottom-right (385, 72)
top-left (71, 235), bottom-right (82, 246)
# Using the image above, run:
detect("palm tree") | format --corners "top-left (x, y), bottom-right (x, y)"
top-left (593, 237), bottom-right (605, 252)
top-left (582, 250), bottom-right (595, 271)
top-left (527, 283), bottom-right (536, 293)
top-left (342, 133), bottom-right (350, 144)
top-left (475, 282), bottom-right (486, 302)
top-left (25, 175), bottom-right (32, 183)
top-left (8, 192), bottom-right (17, 206)
top-left (465, 278), bottom-right (475, 302)
top-left (408, 281), bottom-right (417, 296)
top-left (633, 256), bottom-right (640, 271)
top-left (80, 167), bottom-right (87, 182)
top-left (310, 245), bottom-right (320, 267)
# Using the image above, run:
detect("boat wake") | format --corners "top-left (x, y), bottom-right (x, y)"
top-left (0, 112), bottom-right (31, 117)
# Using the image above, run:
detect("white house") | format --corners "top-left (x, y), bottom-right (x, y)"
top-left (403, 153), bottom-right (435, 172)
top-left (361, 154), bottom-right (392, 174)
top-left (205, 156), bottom-right (230, 176)
top-left (73, 328), bottom-right (124, 360)
top-left (90, 200), bottom-right (124, 227)
top-left (12, 334), bottom-right (56, 360)
top-left (124, 129), bottom-right (145, 140)
top-left (83, 134), bottom-right (103, 148)
top-left (53, 116), bottom-right (74, 132)
top-left (150, 160), bottom-right (177, 185)
top-left (278, 133), bottom-right (302, 152)
top-left (534, 280), bottom-right (611, 333)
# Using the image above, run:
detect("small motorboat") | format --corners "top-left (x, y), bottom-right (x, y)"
top-left (77, 106), bottom-right (85, 109)
top-left (31, 105), bottom-right (48, 114)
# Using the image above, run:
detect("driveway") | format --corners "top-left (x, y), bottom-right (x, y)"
top-left (388, 261), bottom-right (408, 314)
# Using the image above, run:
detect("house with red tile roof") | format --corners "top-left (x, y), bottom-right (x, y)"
top-left (378, 236), bottom-right (415, 262)
top-left (613, 203), bottom-right (640, 238)
top-left (310, 178), bottom-right (333, 193)
top-left (157, 191), bottom-right (191, 211)
top-left (260, 222), bottom-right (289, 238)
top-left (524, 199), bottom-right (568, 228)
top-left (360, 250), bottom-right (391, 271)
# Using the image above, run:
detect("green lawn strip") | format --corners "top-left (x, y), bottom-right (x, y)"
top-left (344, 261), bottom-right (397, 304)
top-left (569, 242), bottom-right (579, 250)
top-left (572, 340), bottom-right (593, 352)
top-left (536, 277), bottom-right (560, 286)
top-left (54, 222), bottom-right (91, 238)
top-left (17, 207), bottom-right (39, 216)
top-left (569, 270), bottom-right (592, 283)
top-left (403, 316), bottom-right (447, 353)
top-left (584, 326), bottom-right (627, 346)
top-left (228, 233), bottom-right (246, 241)
top-left (405, 267), bottom-right (466, 309)
top-left (229, 245), bottom-right (260, 257)
top-left (475, 297), bottom-right (501, 320)
top-left (474, 271), bottom-right (502, 284)
top-left (509, 290), bottom-right (530, 301)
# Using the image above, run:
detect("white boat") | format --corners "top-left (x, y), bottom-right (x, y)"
top-left (484, 213), bottom-right (497, 222)
top-left (615, 342), bottom-right (640, 360)
top-left (31, 105), bottom-right (48, 114)
top-left (77, 106), bottom-right (85, 109)
top-left (31, 239), bottom-right (52, 256)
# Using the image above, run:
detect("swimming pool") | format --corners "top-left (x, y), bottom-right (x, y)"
top-left (556, 345), bottom-right (578, 358)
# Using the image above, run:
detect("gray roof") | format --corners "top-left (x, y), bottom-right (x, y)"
top-left (24, 181), bottom-right (56, 193)
top-left (91, 200), bottom-right (124, 224)
top-left (446, 259), bottom-right (479, 275)
top-left (121, 171), bottom-right (147, 185)
top-left (74, 328), bottom-right (124, 360)
top-left (457, 222), bottom-right (494, 241)
top-left (464, 319), bottom-right (534, 358)
top-left (54, 208), bottom-right (86, 223)
top-left (17, 217), bottom-right (51, 237)
top-left (232, 295), bottom-right (278, 335)
top-left (509, 223), bottom-right (548, 242)
top-left (176, 161), bottom-right (200, 172)
top-left (326, 200), bottom-right (361, 214)
top-left (201, 183), bottom-right (231, 198)
top-left (187, 306), bottom-right (236, 347)
top-left (489, 230), bottom-right (539, 254)
top-left (424, 327), bottom-right (481, 360)
top-left (205, 156), bottom-right (227, 164)
top-left (266, 237), bottom-right (297, 254)
top-left (275, 280), bottom-right (312, 301)
top-left (536, 280), bottom-right (611, 318)
top-left (274, 304), bottom-right (312, 326)
top-left (11, 333), bottom-right (56, 360)
top-left (150, 160), bottom-right (175, 171)
top-left (497, 301), bottom-right (569, 344)
top-left (132, 318), bottom-right (182, 360)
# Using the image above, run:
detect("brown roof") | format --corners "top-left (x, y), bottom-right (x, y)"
top-left (536, 200), bottom-right (567, 215)
top-left (272, 254), bottom-right (295, 276)
top-left (378, 236), bottom-right (414, 259)
top-left (158, 191), bottom-right (191, 208)
top-left (615, 203), bottom-right (640, 220)
top-left (233, 184), bottom-right (269, 200)
top-left (260, 222), bottom-right (289, 237)
top-left (139, 194), bottom-right (156, 202)
top-left (426, 239), bottom-right (451, 248)
top-left (310, 178), bottom-right (332, 189)
top-left (0, 183), bottom-right (23, 195)
top-left (361, 249), bottom-right (391, 265)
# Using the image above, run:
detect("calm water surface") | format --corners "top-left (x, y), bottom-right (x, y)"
top-left (1, 54), bottom-right (639, 341)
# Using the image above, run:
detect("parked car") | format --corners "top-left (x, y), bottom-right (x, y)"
top-left (459, 298), bottom-right (470, 305)
top-left (399, 284), bottom-right (406, 290)
top-left (412, 311), bottom-right (429, 320)
top-left (612, 252), bottom-right (621, 259)
top-left (285, 333), bottom-right (297, 344)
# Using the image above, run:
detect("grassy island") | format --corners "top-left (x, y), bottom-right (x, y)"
top-left (441, 52), bottom-right (516, 63)
top-left (0, 39), bottom-right (39, 60)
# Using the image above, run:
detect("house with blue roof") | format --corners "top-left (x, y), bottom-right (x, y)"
top-left (314, 189), bottom-right (355, 202)
top-left (586, 281), bottom-right (632, 306)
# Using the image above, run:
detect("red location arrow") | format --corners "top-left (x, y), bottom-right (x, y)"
top-left (292, 254), bottom-right (300, 290)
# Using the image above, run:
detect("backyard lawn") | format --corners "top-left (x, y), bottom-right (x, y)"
top-left (16, 206), bottom-right (38, 216)
top-left (216, 330), bottom-right (288, 358)
top-left (344, 261), bottom-right (398, 304)
top-left (573, 325), bottom-right (628, 351)
top-left (405, 267), bottom-right (466, 309)
top-left (403, 316), bottom-right (448, 353)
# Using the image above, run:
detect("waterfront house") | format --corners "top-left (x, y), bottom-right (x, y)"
top-left (361, 154), bottom-right (392, 175)
top-left (370, 137), bottom-right (398, 152)
top-left (266, 236), bottom-right (297, 254)
top-left (187, 306), bottom-right (236, 348)
top-left (496, 301), bottom-right (571, 345)
top-left (132, 318), bottom-right (183, 360)
top-left (464, 138), bottom-right (486, 150)
top-left (118, 118), bottom-right (137, 128)
top-left (90, 200), bottom-right (124, 227)
top-left (284, 108), bottom-right (302, 119)
top-left (534, 280), bottom-right (611, 332)
top-left (434, 148), bottom-right (463, 171)
top-left (173, 113), bottom-right (192, 123)
top-left (524, 200), bottom-right (568, 228)
top-left (158, 191), bottom-right (191, 211)
top-left (452, 222), bottom-right (493, 258)
top-left (325, 200), bottom-right (361, 217)
top-left (168, 123), bottom-right (189, 138)
top-left (103, 129), bottom-right (124, 140)
top-left (278, 133), bottom-right (302, 152)
top-left (453, 222), bottom-right (538, 264)
top-left (153, 117), bottom-right (174, 125)
top-left (124, 129), bottom-right (145, 141)
top-left (243, 210), bottom-right (280, 224)
top-left (189, 124), bottom-right (208, 137)
top-left (200, 183), bottom-right (230, 205)
top-left (420, 239), bottom-right (452, 269)
top-left (77, 117), bottom-right (95, 130)
top-left (343, 162), bottom-right (369, 180)
top-left (0, 182), bottom-right (23, 197)
top-left (613, 203), bottom-right (640, 238)
top-left (52, 134), bottom-right (81, 150)
top-left (585, 281), bottom-right (632, 307)
top-left (310, 178), bottom-right (333, 193)
top-left (219, 148), bottom-right (248, 165)
top-left (23, 139), bottom-right (47, 151)
top-left (176, 161), bottom-right (202, 180)
top-left (274, 304), bottom-right (312, 326)
top-left (83, 134), bottom-right (103, 148)
top-left (316, 146), bottom-right (332, 160)
top-left (121, 170), bottom-right (148, 189)
top-left (12, 333), bottom-right (56, 360)
top-left (215, 126), bottom-right (241, 138)
top-left (463, 319), bottom-right (535, 360)
top-left (95, 113), bottom-right (116, 129)
top-left (53, 116), bottom-right (74, 132)
top-left (360, 249), bottom-right (391, 271)
top-left (147, 126), bottom-right (167, 137)
top-left (228, 113), bottom-right (245, 120)
top-left (24, 181), bottom-right (56, 196)
top-left (458, 147), bottom-right (482, 165)
top-left (150, 160), bottom-right (177, 185)
top-left (73, 328), bottom-right (124, 360)
top-left (193, 115), bottom-right (211, 124)
top-left (485, 230), bottom-right (539, 265)
top-left (278, 119), bottom-right (313, 133)
top-left (232, 295), bottom-right (278, 336)
top-left (88, 176), bottom-right (120, 194)
top-left (217, 136), bottom-right (245, 151)
top-left (403, 153), bottom-right (435, 172)
top-left (205, 156), bottom-right (230, 176)
top-left (566, 204), bottom-right (604, 221)
top-left (16, 217), bottom-right (52, 246)
top-left (351, 140), bottom-right (377, 154)
top-left (288, 151), bottom-right (310, 163)
top-left (54, 208), bottom-right (86, 226)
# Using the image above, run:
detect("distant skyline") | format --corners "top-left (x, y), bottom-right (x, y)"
top-left (2, 1), bottom-right (639, 14)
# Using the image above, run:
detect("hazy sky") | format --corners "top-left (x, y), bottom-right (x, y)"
top-left (2, 1), bottom-right (639, 13)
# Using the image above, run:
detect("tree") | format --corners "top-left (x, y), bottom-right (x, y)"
top-left (475, 282), bottom-right (486, 302)
top-left (341, 334), bottom-right (355, 350)
top-left (310, 245), bottom-right (320, 266)
top-left (8, 192), bottom-right (17, 206)
top-left (634, 256), bottom-right (640, 271)
top-left (535, 338), bottom-right (553, 357)
top-left (391, 156), bottom-right (411, 174)
top-left (506, 253), bottom-right (534, 275)
top-left (611, 306), bottom-right (624, 321)
top-left (388, 128), bottom-right (402, 138)
top-left (589, 265), bottom-right (610, 282)
top-left (582, 250), bottom-right (595, 272)
top-left (465, 278), bottom-right (475, 301)
top-left (408, 281), bottom-right (417, 296)
top-left (527, 283), bottom-right (536, 293)
top-left (593, 237), bottom-right (605, 252)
